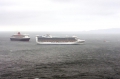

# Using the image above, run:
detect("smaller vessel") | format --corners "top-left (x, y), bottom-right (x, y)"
top-left (36, 34), bottom-right (85, 45)
top-left (10, 32), bottom-right (30, 41)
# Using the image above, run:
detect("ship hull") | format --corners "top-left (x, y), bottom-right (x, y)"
top-left (36, 42), bottom-right (84, 45)
top-left (10, 38), bottom-right (30, 41)
top-left (36, 40), bottom-right (85, 45)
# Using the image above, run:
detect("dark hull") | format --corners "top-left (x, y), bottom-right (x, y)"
top-left (10, 38), bottom-right (30, 41)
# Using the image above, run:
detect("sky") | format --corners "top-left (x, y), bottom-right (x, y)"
top-left (0, 0), bottom-right (120, 31)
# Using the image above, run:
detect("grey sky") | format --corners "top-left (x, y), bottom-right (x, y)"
top-left (0, 0), bottom-right (120, 31)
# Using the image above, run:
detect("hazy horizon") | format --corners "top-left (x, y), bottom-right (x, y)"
top-left (0, 0), bottom-right (120, 31)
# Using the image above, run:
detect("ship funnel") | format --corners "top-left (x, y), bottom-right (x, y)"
top-left (18, 32), bottom-right (20, 35)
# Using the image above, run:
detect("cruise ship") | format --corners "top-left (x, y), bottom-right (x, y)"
top-left (10, 32), bottom-right (30, 41)
top-left (36, 34), bottom-right (85, 45)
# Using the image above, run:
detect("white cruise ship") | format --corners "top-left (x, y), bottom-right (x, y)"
top-left (36, 34), bottom-right (85, 45)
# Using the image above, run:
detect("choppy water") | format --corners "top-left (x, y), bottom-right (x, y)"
top-left (0, 32), bottom-right (120, 79)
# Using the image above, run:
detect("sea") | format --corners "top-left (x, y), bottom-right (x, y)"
top-left (0, 32), bottom-right (120, 79)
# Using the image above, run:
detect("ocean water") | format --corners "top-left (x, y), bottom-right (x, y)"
top-left (0, 32), bottom-right (120, 79)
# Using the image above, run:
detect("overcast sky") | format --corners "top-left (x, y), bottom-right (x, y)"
top-left (0, 0), bottom-right (120, 31)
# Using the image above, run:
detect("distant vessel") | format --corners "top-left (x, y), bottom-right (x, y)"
top-left (10, 32), bottom-right (30, 41)
top-left (36, 34), bottom-right (85, 45)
